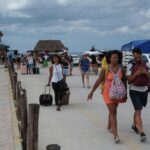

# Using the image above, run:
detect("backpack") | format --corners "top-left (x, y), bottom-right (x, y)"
top-left (129, 59), bottom-right (149, 86)
top-left (107, 68), bottom-right (126, 100)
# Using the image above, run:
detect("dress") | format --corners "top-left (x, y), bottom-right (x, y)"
top-left (102, 69), bottom-right (125, 104)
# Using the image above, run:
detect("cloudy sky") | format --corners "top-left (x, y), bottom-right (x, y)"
top-left (0, 0), bottom-right (150, 52)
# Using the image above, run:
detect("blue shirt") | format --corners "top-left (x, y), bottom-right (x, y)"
top-left (80, 58), bottom-right (90, 72)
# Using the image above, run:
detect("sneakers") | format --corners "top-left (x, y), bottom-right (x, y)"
top-left (87, 86), bottom-right (90, 89)
top-left (140, 133), bottom-right (147, 142)
top-left (131, 125), bottom-right (139, 134)
top-left (56, 106), bottom-right (61, 111)
top-left (114, 136), bottom-right (121, 144)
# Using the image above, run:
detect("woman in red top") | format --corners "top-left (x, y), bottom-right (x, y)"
top-left (87, 50), bottom-right (127, 143)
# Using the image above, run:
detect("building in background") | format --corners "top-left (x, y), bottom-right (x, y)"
top-left (33, 40), bottom-right (67, 60)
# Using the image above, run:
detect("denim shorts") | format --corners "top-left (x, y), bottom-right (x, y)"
top-left (129, 90), bottom-right (148, 110)
top-left (81, 70), bottom-right (89, 75)
top-left (63, 68), bottom-right (68, 76)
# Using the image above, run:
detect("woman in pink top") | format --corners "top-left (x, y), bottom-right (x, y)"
top-left (87, 50), bottom-right (127, 143)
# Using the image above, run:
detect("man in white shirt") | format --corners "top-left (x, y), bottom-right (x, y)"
top-left (126, 48), bottom-right (150, 142)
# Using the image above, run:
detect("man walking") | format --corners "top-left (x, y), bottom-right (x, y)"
top-left (126, 48), bottom-right (150, 142)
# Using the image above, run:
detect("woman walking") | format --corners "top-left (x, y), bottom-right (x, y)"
top-left (47, 55), bottom-right (64, 111)
top-left (87, 50), bottom-right (127, 143)
top-left (79, 53), bottom-right (90, 88)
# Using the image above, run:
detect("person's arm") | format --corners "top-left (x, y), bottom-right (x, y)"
top-left (64, 58), bottom-right (69, 65)
top-left (79, 60), bottom-right (82, 71)
top-left (61, 64), bottom-right (65, 78)
top-left (87, 68), bottom-right (106, 100)
top-left (126, 63), bottom-right (139, 83)
top-left (122, 67), bottom-right (127, 101)
top-left (122, 67), bottom-right (127, 89)
top-left (47, 66), bottom-right (53, 86)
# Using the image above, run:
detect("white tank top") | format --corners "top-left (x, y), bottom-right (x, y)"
top-left (51, 64), bottom-right (63, 83)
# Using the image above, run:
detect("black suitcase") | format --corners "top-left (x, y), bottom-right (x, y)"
top-left (33, 67), bottom-right (40, 74)
top-left (39, 85), bottom-right (53, 106)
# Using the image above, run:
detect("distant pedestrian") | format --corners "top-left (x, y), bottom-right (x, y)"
top-left (79, 53), bottom-right (90, 88)
top-left (43, 54), bottom-right (49, 67)
top-left (27, 55), bottom-right (33, 74)
top-left (62, 51), bottom-right (69, 81)
top-left (90, 55), bottom-right (98, 75)
top-left (126, 48), bottom-right (150, 142)
top-left (69, 55), bottom-right (73, 75)
top-left (47, 55), bottom-right (64, 111)
top-left (87, 50), bottom-right (127, 143)
top-left (16, 55), bottom-right (21, 69)
top-left (1, 54), bottom-right (5, 65)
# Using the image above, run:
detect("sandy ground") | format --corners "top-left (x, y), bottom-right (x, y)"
top-left (17, 66), bottom-right (150, 150)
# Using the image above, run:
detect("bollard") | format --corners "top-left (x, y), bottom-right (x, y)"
top-left (27, 104), bottom-right (40, 150)
top-left (46, 144), bottom-right (61, 150)
top-left (16, 81), bottom-right (22, 121)
top-left (12, 72), bottom-right (17, 100)
top-left (5, 57), bottom-right (9, 68)
top-left (20, 89), bottom-right (27, 150)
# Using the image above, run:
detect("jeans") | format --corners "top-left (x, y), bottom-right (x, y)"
top-left (52, 82), bottom-right (64, 106)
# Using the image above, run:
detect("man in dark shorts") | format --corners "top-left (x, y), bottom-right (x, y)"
top-left (126, 48), bottom-right (150, 142)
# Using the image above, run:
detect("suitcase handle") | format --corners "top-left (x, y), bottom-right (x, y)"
top-left (44, 85), bottom-right (51, 99)
top-left (44, 85), bottom-right (51, 95)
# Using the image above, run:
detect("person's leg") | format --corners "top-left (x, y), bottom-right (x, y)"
top-left (95, 64), bottom-right (98, 75)
top-left (52, 83), bottom-right (59, 106)
top-left (81, 72), bottom-right (85, 87)
top-left (57, 87), bottom-right (64, 111)
top-left (134, 91), bottom-right (147, 134)
top-left (31, 64), bottom-right (33, 74)
top-left (107, 113), bottom-right (111, 131)
top-left (70, 63), bottom-right (72, 75)
top-left (130, 90), bottom-right (147, 142)
top-left (106, 104), bottom-right (119, 140)
top-left (63, 69), bottom-right (68, 82)
top-left (85, 73), bottom-right (90, 88)
top-left (130, 90), bottom-right (141, 133)
top-left (63, 75), bottom-right (66, 82)
top-left (134, 110), bottom-right (144, 133)
top-left (27, 64), bottom-right (29, 74)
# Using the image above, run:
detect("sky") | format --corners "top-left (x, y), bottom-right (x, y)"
top-left (0, 0), bottom-right (150, 53)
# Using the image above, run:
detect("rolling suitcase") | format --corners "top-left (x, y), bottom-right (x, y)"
top-left (33, 67), bottom-right (40, 74)
top-left (39, 85), bottom-right (53, 106)
top-left (61, 87), bottom-right (70, 105)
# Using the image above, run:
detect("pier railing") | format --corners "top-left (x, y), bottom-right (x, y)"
top-left (8, 63), bottom-right (40, 150)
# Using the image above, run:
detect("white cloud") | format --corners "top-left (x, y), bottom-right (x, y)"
top-left (140, 23), bottom-right (150, 31)
top-left (117, 26), bottom-right (130, 34)
top-left (0, 0), bottom-right (31, 18)
top-left (57, 0), bottom-right (70, 6)
top-left (139, 9), bottom-right (150, 18)
top-left (7, 0), bottom-right (30, 10)
top-left (1, 0), bottom-right (150, 51)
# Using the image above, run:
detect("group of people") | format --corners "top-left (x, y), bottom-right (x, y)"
top-left (42, 48), bottom-right (150, 144)
top-left (87, 48), bottom-right (150, 143)
top-left (16, 54), bottom-right (35, 74)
